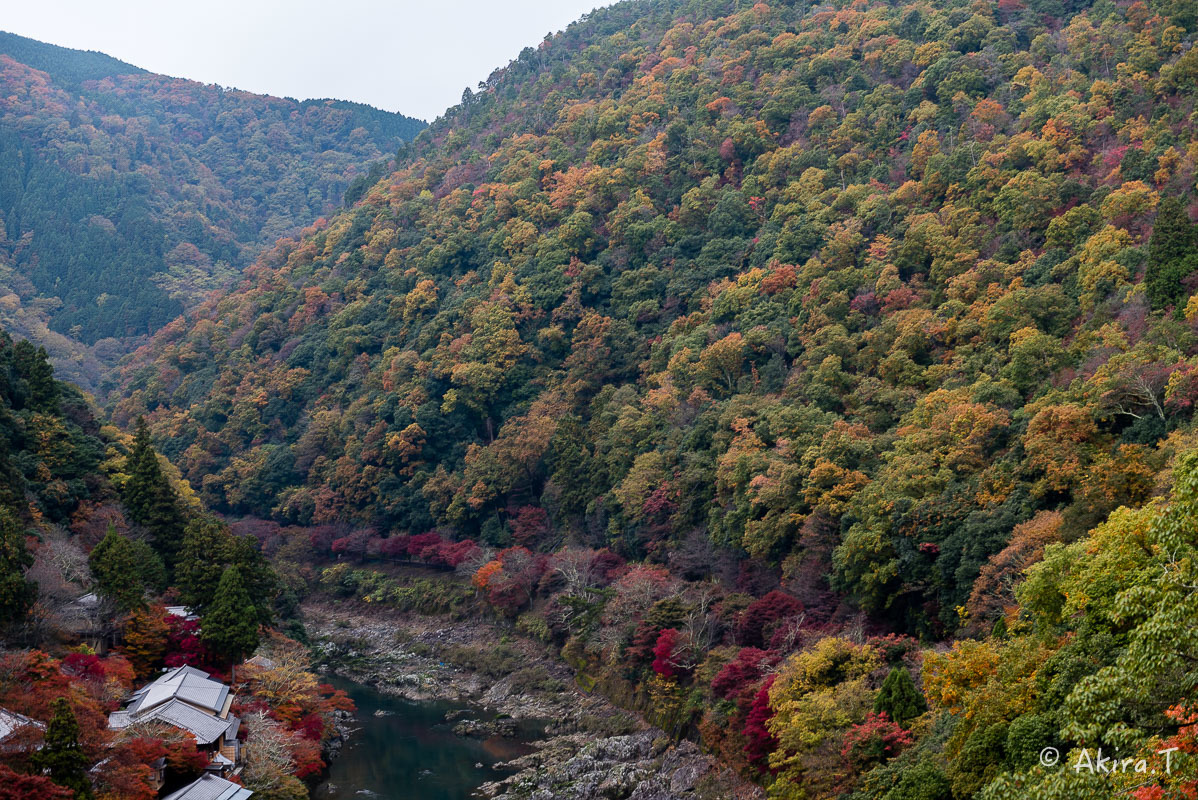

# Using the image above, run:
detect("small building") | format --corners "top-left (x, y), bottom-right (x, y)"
top-left (166, 605), bottom-right (199, 622)
top-left (162, 773), bottom-right (253, 800)
top-left (109, 666), bottom-right (242, 773)
top-left (0, 707), bottom-right (43, 753)
top-left (243, 655), bottom-right (274, 670)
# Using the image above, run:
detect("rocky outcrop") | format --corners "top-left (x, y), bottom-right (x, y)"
top-left (479, 731), bottom-right (755, 800)
top-left (304, 602), bottom-right (629, 733)
top-left (323, 707), bottom-right (354, 760)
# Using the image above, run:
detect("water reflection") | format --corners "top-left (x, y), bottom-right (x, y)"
top-left (314, 678), bottom-right (534, 800)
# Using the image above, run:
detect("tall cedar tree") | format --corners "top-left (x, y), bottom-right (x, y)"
top-left (11, 341), bottom-right (60, 413)
top-left (123, 418), bottom-right (185, 572)
top-left (1146, 197), bottom-right (1198, 308)
top-left (31, 698), bottom-right (93, 800)
top-left (88, 524), bottom-right (145, 611)
top-left (0, 509), bottom-right (35, 627)
top-left (201, 565), bottom-right (260, 667)
top-left (127, 539), bottom-right (168, 593)
top-left (0, 431), bottom-right (24, 512)
top-left (177, 518), bottom-right (276, 624)
top-left (874, 666), bottom-right (927, 727)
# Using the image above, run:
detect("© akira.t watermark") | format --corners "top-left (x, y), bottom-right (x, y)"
top-left (1038, 746), bottom-right (1178, 774)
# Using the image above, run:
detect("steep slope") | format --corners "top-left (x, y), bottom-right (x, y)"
top-left (0, 31), bottom-right (425, 386)
top-left (0, 330), bottom-right (110, 523)
top-left (116, 0), bottom-right (1197, 636)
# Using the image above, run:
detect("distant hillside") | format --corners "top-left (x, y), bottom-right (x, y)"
top-left (0, 30), bottom-right (145, 86)
top-left (0, 31), bottom-right (425, 387)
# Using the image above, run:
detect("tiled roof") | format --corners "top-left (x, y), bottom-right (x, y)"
top-left (126, 666), bottom-right (229, 716)
top-left (143, 701), bottom-right (235, 745)
top-left (0, 708), bottom-right (42, 740)
top-left (110, 666), bottom-right (237, 745)
top-left (162, 774), bottom-right (252, 800)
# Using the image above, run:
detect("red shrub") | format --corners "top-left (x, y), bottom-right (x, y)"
top-left (62, 652), bottom-right (105, 680)
top-left (0, 765), bottom-right (74, 800)
top-left (291, 737), bottom-right (326, 778)
top-left (510, 506), bottom-right (551, 548)
top-left (379, 535), bottom-right (410, 558)
top-left (737, 591), bottom-right (801, 647)
top-left (742, 673), bottom-right (777, 771)
top-left (430, 539), bottom-right (480, 567)
top-left (711, 647), bottom-right (778, 701)
top-left (652, 628), bottom-right (683, 679)
top-left (163, 734), bottom-right (210, 775)
top-left (164, 617), bottom-right (221, 676)
top-left (840, 712), bottom-right (913, 772)
top-left (296, 712), bottom-right (326, 741)
top-left (308, 525), bottom-right (342, 554)
top-left (590, 549), bottom-right (626, 585)
top-left (330, 528), bottom-right (372, 561)
top-left (406, 532), bottom-right (442, 556)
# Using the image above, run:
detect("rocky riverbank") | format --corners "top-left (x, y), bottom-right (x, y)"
top-left (302, 601), bottom-right (760, 800)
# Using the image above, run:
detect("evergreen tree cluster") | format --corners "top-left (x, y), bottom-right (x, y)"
top-left (122, 418), bottom-right (186, 573)
top-left (1145, 196), bottom-right (1198, 309)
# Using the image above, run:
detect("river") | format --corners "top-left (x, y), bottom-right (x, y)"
top-left (313, 678), bottom-right (536, 800)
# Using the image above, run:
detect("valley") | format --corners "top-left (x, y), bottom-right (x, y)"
top-left (0, 30), bottom-right (425, 388)
top-left (1, 0), bottom-right (1198, 799)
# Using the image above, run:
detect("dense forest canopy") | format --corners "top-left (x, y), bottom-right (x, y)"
top-left (0, 30), bottom-right (145, 87)
top-left (0, 0), bottom-right (1194, 797)
top-left (0, 31), bottom-right (426, 387)
top-left (116, 0), bottom-right (1198, 633)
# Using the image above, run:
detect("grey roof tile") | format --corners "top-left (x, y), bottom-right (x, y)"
top-left (139, 699), bottom-right (231, 744)
top-left (162, 774), bottom-right (252, 800)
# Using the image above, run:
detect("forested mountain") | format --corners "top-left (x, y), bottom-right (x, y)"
top-left (117, 0), bottom-right (1198, 625)
top-left (102, 0), bottom-right (1198, 795)
top-left (0, 31), bottom-right (425, 387)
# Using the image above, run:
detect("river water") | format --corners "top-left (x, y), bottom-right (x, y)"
top-left (313, 678), bottom-right (535, 800)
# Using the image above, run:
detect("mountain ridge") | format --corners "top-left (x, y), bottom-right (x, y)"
top-left (0, 30), bottom-right (426, 388)
top-left (0, 29), bottom-right (146, 86)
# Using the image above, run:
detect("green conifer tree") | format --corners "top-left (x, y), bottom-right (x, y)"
top-left (874, 666), bottom-right (927, 727)
top-left (177, 518), bottom-right (276, 623)
top-left (31, 698), bottom-right (93, 800)
top-left (12, 340), bottom-right (60, 413)
top-left (127, 539), bottom-right (167, 594)
top-left (228, 533), bottom-right (277, 626)
top-left (0, 508), bottom-right (35, 627)
top-left (176, 518), bottom-right (235, 614)
top-left (123, 418), bottom-right (185, 572)
top-left (1146, 196), bottom-right (1198, 309)
top-left (88, 525), bottom-right (145, 612)
top-left (201, 565), bottom-right (260, 668)
top-left (547, 415), bottom-right (595, 526)
top-left (0, 433), bottom-right (25, 511)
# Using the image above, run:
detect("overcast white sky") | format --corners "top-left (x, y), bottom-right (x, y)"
top-left (3, 0), bottom-right (611, 121)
